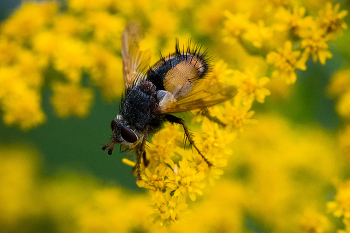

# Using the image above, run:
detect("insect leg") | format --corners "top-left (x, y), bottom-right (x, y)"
top-left (142, 150), bottom-right (149, 167)
top-left (135, 125), bottom-right (149, 180)
top-left (200, 108), bottom-right (226, 127)
top-left (165, 115), bottom-right (213, 167)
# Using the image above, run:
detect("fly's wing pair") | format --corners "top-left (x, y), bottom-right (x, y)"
top-left (121, 22), bottom-right (237, 114)
top-left (159, 79), bottom-right (237, 114)
top-left (121, 21), bottom-right (151, 88)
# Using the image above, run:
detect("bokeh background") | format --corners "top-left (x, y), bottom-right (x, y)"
top-left (0, 0), bottom-right (350, 232)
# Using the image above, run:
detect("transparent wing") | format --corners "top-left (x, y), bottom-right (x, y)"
top-left (159, 80), bottom-right (237, 114)
top-left (121, 21), bottom-right (151, 88)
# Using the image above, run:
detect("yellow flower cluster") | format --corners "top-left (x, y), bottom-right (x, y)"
top-left (326, 49), bottom-right (350, 233)
top-left (0, 1), bottom-right (125, 129)
top-left (223, 2), bottom-right (347, 84)
top-left (130, 1), bottom-right (346, 226)
top-left (0, 0), bottom-right (346, 130)
top-left (0, 115), bottom-right (343, 232)
top-left (0, 0), bottom-right (348, 228)
top-left (328, 180), bottom-right (350, 233)
top-left (328, 69), bottom-right (350, 160)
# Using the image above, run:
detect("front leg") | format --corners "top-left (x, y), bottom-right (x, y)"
top-left (165, 115), bottom-right (212, 167)
top-left (135, 125), bottom-right (149, 180)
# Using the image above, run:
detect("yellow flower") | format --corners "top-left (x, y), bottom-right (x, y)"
top-left (67, 0), bottom-right (112, 11)
top-left (88, 43), bottom-right (124, 101)
top-left (139, 164), bottom-right (170, 201)
top-left (32, 31), bottom-right (59, 67)
top-left (341, 218), bottom-right (350, 233)
top-left (51, 83), bottom-right (93, 118)
top-left (217, 101), bottom-right (256, 131)
top-left (301, 29), bottom-right (332, 65)
top-left (195, 118), bottom-right (234, 156)
top-left (339, 125), bottom-right (350, 159)
top-left (336, 91), bottom-right (350, 119)
top-left (194, 0), bottom-right (229, 36)
top-left (223, 11), bottom-right (251, 43)
top-left (274, 5), bottom-right (314, 38)
top-left (300, 209), bottom-right (331, 233)
top-left (0, 38), bottom-right (20, 66)
top-left (0, 148), bottom-right (39, 225)
top-left (1, 2), bottom-right (57, 41)
top-left (54, 14), bottom-right (84, 37)
top-left (228, 115), bottom-right (341, 231)
top-left (190, 118), bottom-right (232, 186)
top-left (317, 2), bottom-right (348, 39)
top-left (328, 180), bottom-right (350, 219)
top-left (0, 66), bottom-right (45, 130)
top-left (53, 35), bottom-right (89, 83)
top-left (15, 49), bottom-right (43, 89)
top-left (188, 147), bottom-right (227, 181)
top-left (204, 164), bottom-right (226, 186)
top-left (1, 88), bottom-right (45, 130)
top-left (86, 12), bottom-right (125, 46)
top-left (167, 159), bottom-right (206, 202)
top-left (327, 68), bottom-right (350, 98)
top-left (148, 193), bottom-right (189, 227)
top-left (267, 41), bottom-right (307, 84)
top-left (145, 123), bottom-right (180, 167)
top-left (233, 69), bottom-right (270, 104)
top-left (206, 60), bottom-right (234, 84)
top-left (243, 20), bottom-right (274, 48)
top-left (148, 9), bottom-right (178, 38)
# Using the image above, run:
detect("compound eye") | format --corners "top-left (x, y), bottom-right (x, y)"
top-left (120, 126), bottom-right (137, 143)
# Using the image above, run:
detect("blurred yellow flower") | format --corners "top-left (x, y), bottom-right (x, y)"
top-left (328, 180), bottom-right (350, 219)
top-left (217, 101), bottom-right (256, 131)
top-left (243, 20), bottom-right (274, 48)
top-left (88, 43), bottom-right (124, 101)
top-left (228, 115), bottom-right (341, 231)
top-left (335, 91), bottom-right (350, 119)
top-left (267, 41), bottom-right (307, 84)
top-left (54, 14), bottom-right (84, 37)
top-left (339, 125), bottom-right (350, 160)
top-left (301, 29), bottom-right (332, 65)
top-left (53, 36), bottom-right (89, 83)
top-left (317, 2), bottom-right (348, 39)
top-left (327, 68), bottom-right (350, 98)
top-left (0, 66), bottom-right (45, 129)
top-left (32, 31), bottom-right (59, 67)
top-left (0, 38), bottom-right (20, 65)
top-left (149, 193), bottom-right (189, 227)
top-left (1, 2), bottom-right (57, 41)
top-left (223, 11), bottom-right (251, 43)
top-left (233, 69), bottom-right (270, 104)
top-left (149, 9), bottom-right (178, 38)
top-left (0, 148), bottom-right (39, 228)
top-left (206, 60), bottom-right (234, 84)
top-left (86, 11), bottom-right (125, 46)
top-left (51, 83), bottom-right (93, 118)
top-left (0, 0), bottom-right (348, 229)
top-left (274, 5), bottom-right (314, 37)
top-left (300, 209), bottom-right (331, 233)
top-left (67, 0), bottom-right (113, 11)
top-left (2, 90), bottom-right (45, 130)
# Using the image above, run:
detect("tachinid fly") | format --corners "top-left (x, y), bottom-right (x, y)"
top-left (102, 22), bottom-right (237, 180)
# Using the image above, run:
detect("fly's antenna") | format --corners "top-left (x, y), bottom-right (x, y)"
top-left (102, 140), bottom-right (115, 155)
